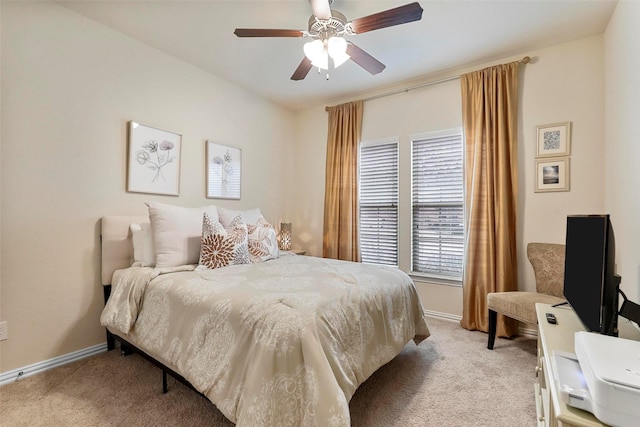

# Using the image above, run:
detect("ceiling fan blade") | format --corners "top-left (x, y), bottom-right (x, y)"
top-left (309, 0), bottom-right (331, 20)
top-left (291, 57), bottom-right (313, 81)
top-left (234, 29), bottom-right (304, 38)
top-left (349, 2), bottom-right (423, 34)
top-left (346, 42), bottom-right (386, 75)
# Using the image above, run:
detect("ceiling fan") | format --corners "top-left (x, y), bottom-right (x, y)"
top-left (234, 0), bottom-right (423, 81)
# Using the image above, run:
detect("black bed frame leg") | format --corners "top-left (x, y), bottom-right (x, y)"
top-left (106, 330), bottom-right (115, 351)
top-left (120, 343), bottom-right (133, 356)
top-left (163, 370), bottom-right (168, 394)
top-left (104, 285), bottom-right (116, 351)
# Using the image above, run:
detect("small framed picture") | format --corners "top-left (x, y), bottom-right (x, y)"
top-left (127, 121), bottom-right (181, 196)
top-left (536, 122), bottom-right (571, 158)
top-left (206, 141), bottom-right (241, 199)
top-left (535, 157), bottom-right (570, 193)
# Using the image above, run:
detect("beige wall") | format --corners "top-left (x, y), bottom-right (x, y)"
top-left (604, 0), bottom-right (640, 304)
top-left (0, 2), bottom-right (295, 372)
top-left (293, 35), bottom-right (607, 318)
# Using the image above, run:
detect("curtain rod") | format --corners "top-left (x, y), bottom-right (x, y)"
top-left (325, 56), bottom-right (531, 111)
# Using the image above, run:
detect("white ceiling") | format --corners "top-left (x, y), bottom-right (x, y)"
top-left (56, 0), bottom-right (617, 111)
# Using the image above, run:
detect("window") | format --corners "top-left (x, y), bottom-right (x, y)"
top-left (358, 131), bottom-right (464, 280)
top-left (359, 139), bottom-right (398, 266)
top-left (411, 131), bottom-right (464, 279)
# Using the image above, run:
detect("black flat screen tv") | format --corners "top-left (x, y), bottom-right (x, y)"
top-left (563, 214), bottom-right (621, 336)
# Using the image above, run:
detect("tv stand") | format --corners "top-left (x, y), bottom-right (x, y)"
top-left (534, 303), bottom-right (640, 427)
top-left (619, 289), bottom-right (640, 326)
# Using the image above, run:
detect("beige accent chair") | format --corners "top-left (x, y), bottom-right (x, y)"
top-left (487, 242), bottom-right (566, 349)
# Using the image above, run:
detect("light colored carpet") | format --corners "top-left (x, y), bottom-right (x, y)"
top-left (0, 317), bottom-right (537, 426)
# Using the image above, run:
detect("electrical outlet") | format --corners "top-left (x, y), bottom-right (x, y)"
top-left (0, 321), bottom-right (8, 341)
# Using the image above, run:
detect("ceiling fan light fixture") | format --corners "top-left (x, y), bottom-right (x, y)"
top-left (312, 52), bottom-right (329, 70)
top-left (327, 36), bottom-right (347, 56)
top-left (304, 36), bottom-right (350, 71)
top-left (332, 52), bottom-right (350, 68)
top-left (327, 36), bottom-right (349, 68)
top-left (304, 39), bottom-right (327, 68)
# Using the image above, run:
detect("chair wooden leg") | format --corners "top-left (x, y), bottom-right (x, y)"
top-left (487, 309), bottom-right (497, 350)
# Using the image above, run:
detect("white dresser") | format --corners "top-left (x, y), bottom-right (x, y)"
top-left (535, 303), bottom-right (640, 427)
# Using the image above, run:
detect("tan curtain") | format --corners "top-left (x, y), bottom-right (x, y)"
top-left (323, 100), bottom-right (363, 261)
top-left (460, 62), bottom-right (519, 337)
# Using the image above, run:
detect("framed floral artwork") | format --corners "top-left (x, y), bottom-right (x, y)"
top-left (206, 141), bottom-right (241, 199)
top-left (536, 122), bottom-right (571, 158)
top-left (535, 157), bottom-right (570, 193)
top-left (127, 121), bottom-right (182, 196)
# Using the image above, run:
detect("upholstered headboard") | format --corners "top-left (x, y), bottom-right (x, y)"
top-left (101, 215), bottom-right (148, 285)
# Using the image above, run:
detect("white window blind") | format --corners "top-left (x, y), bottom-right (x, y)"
top-left (412, 132), bottom-right (464, 278)
top-left (359, 140), bottom-right (399, 266)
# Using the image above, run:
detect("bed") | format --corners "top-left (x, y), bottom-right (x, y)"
top-left (100, 204), bottom-right (430, 426)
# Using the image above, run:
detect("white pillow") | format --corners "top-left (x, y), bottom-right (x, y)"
top-left (146, 202), bottom-right (219, 267)
top-left (130, 222), bottom-right (156, 267)
top-left (217, 207), bottom-right (262, 228)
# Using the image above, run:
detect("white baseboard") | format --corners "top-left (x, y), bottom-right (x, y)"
top-left (424, 309), bottom-right (539, 339)
top-left (519, 326), bottom-right (538, 339)
top-left (0, 342), bottom-right (107, 386)
top-left (425, 309), bottom-right (462, 322)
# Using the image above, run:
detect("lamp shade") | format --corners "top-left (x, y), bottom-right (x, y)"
top-left (304, 40), bottom-right (328, 69)
top-left (327, 37), bottom-right (347, 57)
top-left (279, 223), bottom-right (292, 250)
top-left (327, 37), bottom-right (350, 68)
top-left (312, 51), bottom-right (329, 70)
top-left (331, 51), bottom-right (350, 68)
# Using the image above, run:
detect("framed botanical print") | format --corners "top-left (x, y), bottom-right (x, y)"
top-left (206, 141), bottom-right (241, 199)
top-left (127, 121), bottom-right (181, 196)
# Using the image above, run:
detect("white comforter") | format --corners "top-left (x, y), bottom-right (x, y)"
top-left (101, 255), bottom-right (429, 426)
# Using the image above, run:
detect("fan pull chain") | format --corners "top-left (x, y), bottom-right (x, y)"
top-left (315, 67), bottom-right (330, 80)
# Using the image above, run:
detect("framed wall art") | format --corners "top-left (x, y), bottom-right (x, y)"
top-left (535, 157), bottom-right (570, 193)
top-left (536, 122), bottom-right (571, 158)
top-left (206, 141), bottom-right (241, 199)
top-left (127, 121), bottom-right (182, 196)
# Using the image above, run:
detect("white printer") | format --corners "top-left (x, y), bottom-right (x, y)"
top-left (554, 331), bottom-right (640, 427)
